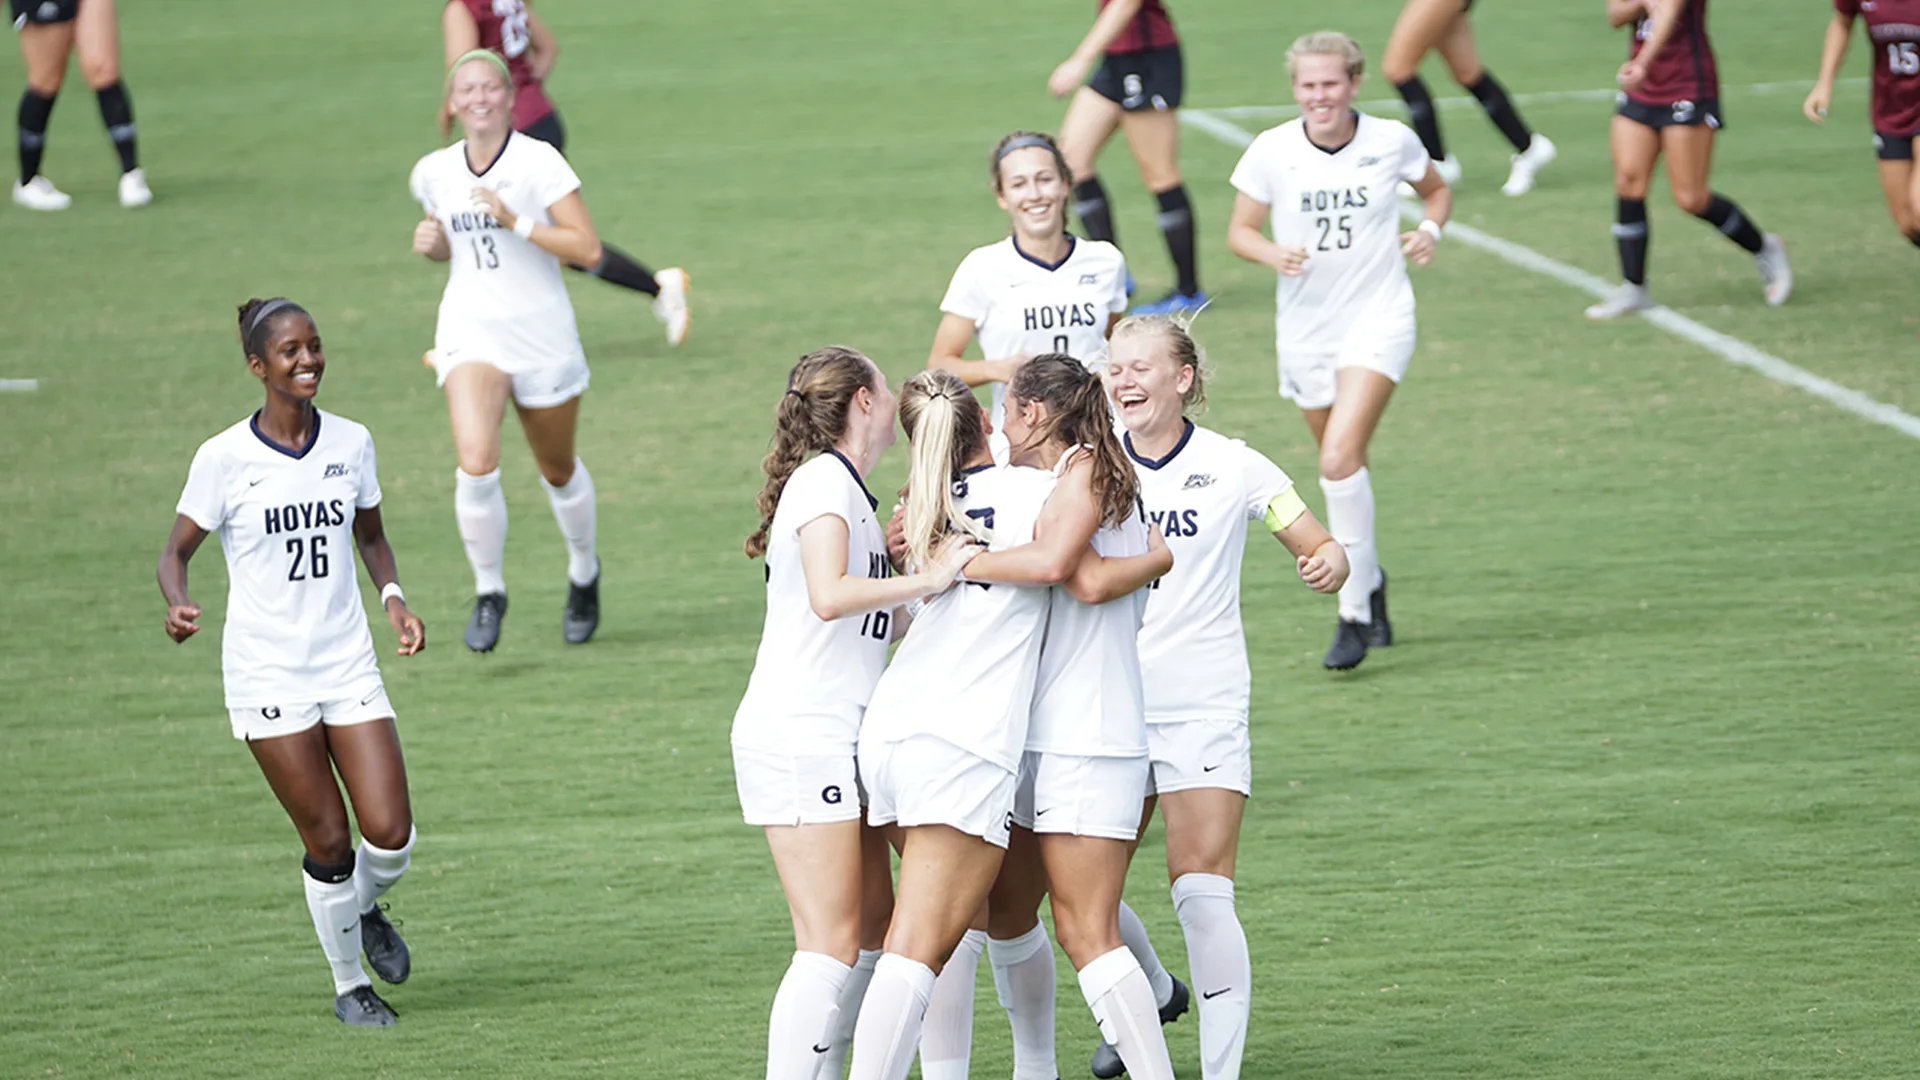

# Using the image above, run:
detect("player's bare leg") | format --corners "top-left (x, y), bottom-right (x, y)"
top-left (72, 0), bottom-right (143, 204)
top-left (1879, 155), bottom-right (1920, 239)
top-left (1041, 833), bottom-right (1176, 1080)
top-left (1433, 14), bottom-right (1555, 194)
top-left (518, 396), bottom-right (599, 643)
top-left (1120, 108), bottom-right (1204, 313)
top-left (762, 820), bottom-right (865, 1080)
top-left (1664, 124), bottom-right (1788, 304)
top-left (1588, 117), bottom-right (1660, 319)
top-left (1312, 367), bottom-right (1397, 668)
top-left (12, 19), bottom-right (75, 210)
top-left (328, 719), bottom-right (415, 986)
top-left (1383, 0), bottom-right (1462, 181)
top-left (1062, 86), bottom-right (1126, 259)
top-left (444, 364), bottom-right (513, 650)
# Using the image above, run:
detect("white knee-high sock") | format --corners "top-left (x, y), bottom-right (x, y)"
top-left (1320, 468), bottom-right (1379, 624)
top-left (353, 826), bottom-right (414, 914)
top-left (455, 468), bottom-right (509, 595)
top-left (766, 951), bottom-right (852, 1080)
top-left (847, 953), bottom-right (937, 1080)
top-left (540, 457), bottom-right (598, 586)
top-left (919, 929), bottom-right (984, 1080)
top-left (1173, 874), bottom-right (1252, 1080)
top-left (1077, 947), bottom-right (1176, 1080)
top-left (1118, 899), bottom-right (1175, 1008)
top-left (302, 856), bottom-right (369, 996)
top-left (989, 924), bottom-right (1059, 1080)
top-left (818, 948), bottom-right (880, 1079)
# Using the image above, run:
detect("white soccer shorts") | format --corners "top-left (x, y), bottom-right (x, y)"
top-left (1277, 315), bottom-right (1416, 410)
top-left (1011, 750), bottom-right (1151, 841)
top-left (731, 746), bottom-right (863, 827)
top-left (1146, 719), bottom-right (1252, 797)
top-left (430, 347), bottom-right (590, 410)
top-left (228, 682), bottom-right (393, 742)
top-left (861, 735), bottom-right (1015, 849)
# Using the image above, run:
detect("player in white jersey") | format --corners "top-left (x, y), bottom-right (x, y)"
top-left (1226, 30), bottom-right (1453, 671)
top-left (846, 370), bottom-right (1170, 1080)
top-left (732, 349), bottom-right (980, 1080)
top-left (156, 300), bottom-right (426, 1028)
top-left (409, 50), bottom-right (606, 653)
top-left (1089, 315), bottom-right (1350, 1080)
top-left (930, 131), bottom-right (1129, 456)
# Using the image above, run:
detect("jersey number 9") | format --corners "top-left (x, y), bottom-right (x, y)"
top-left (286, 534), bottom-right (330, 581)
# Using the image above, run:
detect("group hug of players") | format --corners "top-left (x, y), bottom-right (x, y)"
top-left (138, 0), bottom-right (1919, 1072)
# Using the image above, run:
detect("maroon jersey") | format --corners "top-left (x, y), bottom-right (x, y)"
top-left (1839, 0), bottom-right (1920, 134)
top-left (460, 0), bottom-right (555, 130)
top-left (1103, 0), bottom-right (1178, 55)
top-left (1625, 0), bottom-right (1719, 107)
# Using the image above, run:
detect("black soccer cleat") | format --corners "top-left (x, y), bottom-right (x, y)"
top-left (334, 984), bottom-right (398, 1027)
top-left (562, 567), bottom-right (599, 645)
top-left (465, 592), bottom-right (507, 652)
top-left (1090, 976), bottom-right (1189, 1078)
top-left (1324, 618), bottom-right (1370, 670)
top-left (1368, 568), bottom-right (1393, 648)
top-left (360, 903), bottom-right (410, 985)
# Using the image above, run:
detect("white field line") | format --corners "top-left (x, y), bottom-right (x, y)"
top-left (1207, 76), bottom-right (1869, 120)
top-left (1181, 107), bottom-right (1920, 443)
top-left (0, 379), bottom-right (39, 393)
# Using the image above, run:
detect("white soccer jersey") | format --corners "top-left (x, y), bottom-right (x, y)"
top-left (1027, 453), bottom-right (1151, 757)
top-left (732, 452), bottom-right (893, 756)
top-left (1229, 114), bottom-right (1430, 358)
top-left (1127, 423), bottom-right (1296, 725)
top-left (940, 236), bottom-right (1129, 427)
top-left (861, 465), bottom-right (1058, 772)
top-left (409, 131), bottom-right (586, 371)
top-left (174, 410), bottom-right (386, 709)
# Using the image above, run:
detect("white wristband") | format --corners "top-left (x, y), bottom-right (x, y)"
top-left (380, 582), bottom-right (405, 606)
top-left (1418, 219), bottom-right (1444, 241)
top-left (512, 215), bottom-right (536, 240)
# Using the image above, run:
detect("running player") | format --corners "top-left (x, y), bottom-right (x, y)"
top-left (1086, 315), bottom-right (1349, 1080)
top-left (930, 131), bottom-right (1129, 456)
top-left (156, 299), bottom-right (425, 1027)
top-left (410, 50), bottom-right (607, 651)
top-left (848, 367), bottom-right (1170, 1080)
top-left (1225, 31), bottom-right (1450, 671)
top-left (734, 348), bottom-right (980, 1080)
top-left (963, 355), bottom-right (1178, 1080)
top-left (1804, 0), bottom-right (1920, 251)
top-left (439, 0), bottom-right (690, 345)
top-left (1381, 0), bottom-right (1558, 194)
top-left (10, 0), bottom-right (147, 210)
top-left (1586, 0), bottom-right (1793, 319)
top-left (1049, 1), bottom-right (1205, 314)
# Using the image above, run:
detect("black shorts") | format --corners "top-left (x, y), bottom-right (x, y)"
top-left (1089, 45), bottom-right (1183, 112)
top-left (521, 109), bottom-right (568, 156)
top-left (1875, 129), bottom-right (1918, 161)
top-left (10, 0), bottom-right (78, 28)
top-left (1616, 94), bottom-right (1723, 131)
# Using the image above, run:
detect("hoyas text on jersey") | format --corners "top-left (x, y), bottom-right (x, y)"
top-left (1022, 302), bottom-right (1103, 333)
top-left (1146, 507), bottom-right (1202, 538)
top-left (447, 209), bottom-right (503, 234)
top-left (265, 500), bottom-right (349, 536)
top-left (1299, 187), bottom-right (1371, 212)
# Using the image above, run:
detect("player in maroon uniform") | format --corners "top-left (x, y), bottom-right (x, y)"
top-left (1805, 0), bottom-right (1920, 250)
top-left (439, 0), bottom-right (690, 346)
top-left (1050, 0), bottom-right (1205, 315)
top-left (1382, 0), bottom-right (1559, 195)
top-left (10, 0), bottom-right (146, 211)
top-left (1588, 0), bottom-right (1792, 319)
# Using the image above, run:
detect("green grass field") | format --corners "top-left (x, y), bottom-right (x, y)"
top-left (3, 1), bottom-right (1917, 1077)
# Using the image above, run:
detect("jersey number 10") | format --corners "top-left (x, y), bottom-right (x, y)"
top-left (857, 610), bottom-right (890, 640)
top-left (286, 534), bottom-right (330, 581)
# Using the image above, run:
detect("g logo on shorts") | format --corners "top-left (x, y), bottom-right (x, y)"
top-left (262, 706), bottom-right (282, 720)
top-left (821, 785), bottom-right (843, 805)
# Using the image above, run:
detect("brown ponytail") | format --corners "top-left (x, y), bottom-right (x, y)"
top-left (745, 346), bottom-right (881, 559)
top-left (1008, 354), bottom-right (1139, 528)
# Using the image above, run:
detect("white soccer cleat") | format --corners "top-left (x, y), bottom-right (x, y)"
top-left (118, 167), bottom-right (151, 208)
top-left (1584, 282), bottom-right (1652, 320)
top-left (1756, 234), bottom-right (1792, 307)
top-left (652, 267), bottom-right (691, 347)
top-left (1434, 155), bottom-right (1462, 186)
top-left (1501, 134), bottom-right (1557, 196)
top-left (12, 175), bottom-right (71, 211)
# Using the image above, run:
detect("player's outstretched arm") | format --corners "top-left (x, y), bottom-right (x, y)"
top-left (156, 515), bottom-right (208, 643)
top-left (1061, 523), bottom-right (1174, 604)
top-left (1804, 11), bottom-right (1856, 123)
top-left (353, 506), bottom-right (426, 656)
top-left (798, 516), bottom-right (980, 622)
top-left (473, 188), bottom-right (603, 268)
top-left (964, 456), bottom-right (1104, 586)
top-left (1619, 0), bottom-right (1687, 91)
top-left (928, 313), bottom-right (1027, 388)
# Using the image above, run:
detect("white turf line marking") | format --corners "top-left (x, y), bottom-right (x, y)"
top-left (0, 379), bottom-right (39, 393)
top-left (1207, 76), bottom-right (1870, 120)
top-left (1181, 107), bottom-right (1920, 444)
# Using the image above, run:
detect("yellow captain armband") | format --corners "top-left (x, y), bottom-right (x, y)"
top-left (1263, 488), bottom-right (1307, 533)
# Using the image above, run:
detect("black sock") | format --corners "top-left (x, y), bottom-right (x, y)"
top-left (1614, 197), bottom-right (1649, 286)
top-left (1394, 76), bottom-right (1445, 161)
top-left (94, 80), bottom-right (137, 173)
top-left (1909, 229), bottom-right (1920, 250)
top-left (1072, 176), bottom-right (1117, 246)
top-left (582, 243), bottom-right (659, 295)
top-left (1466, 72), bottom-right (1533, 154)
top-left (17, 89), bottom-right (55, 183)
top-left (1155, 185), bottom-right (1199, 296)
top-left (1694, 193), bottom-right (1764, 254)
